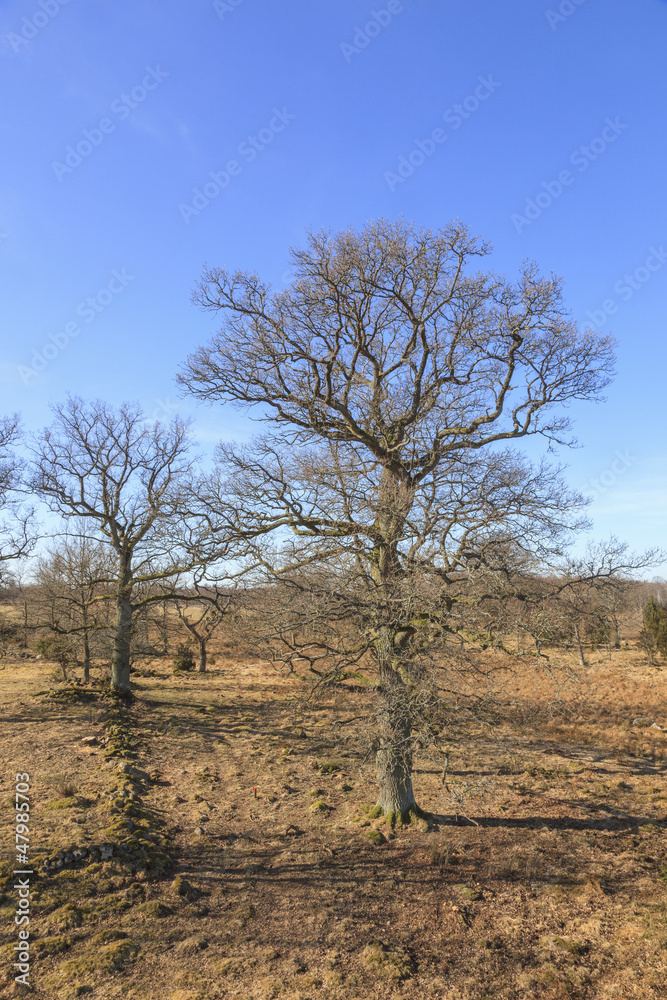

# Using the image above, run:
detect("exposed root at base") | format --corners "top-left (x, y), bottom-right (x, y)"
top-left (376, 803), bottom-right (432, 830)
top-left (109, 686), bottom-right (135, 705)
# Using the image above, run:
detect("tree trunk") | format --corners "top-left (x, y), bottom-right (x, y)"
top-left (375, 660), bottom-right (417, 817)
top-left (161, 602), bottom-right (169, 656)
top-left (83, 632), bottom-right (90, 683)
top-left (111, 584), bottom-right (133, 695)
top-left (371, 472), bottom-right (419, 817)
top-left (573, 623), bottom-right (586, 667)
top-left (376, 737), bottom-right (416, 815)
top-left (81, 598), bottom-right (91, 682)
top-left (198, 639), bottom-right (207, 673)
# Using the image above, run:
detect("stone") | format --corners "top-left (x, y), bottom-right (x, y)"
top-left (541, 935), bottom-right (586, 955)
top-left (172, 876), bottom-right (198, 900)
top-left (458, 885), bottom-right (483, 901)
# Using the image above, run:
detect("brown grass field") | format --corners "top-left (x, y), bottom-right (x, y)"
top-left (0, 634), bottom-right (666, 1000)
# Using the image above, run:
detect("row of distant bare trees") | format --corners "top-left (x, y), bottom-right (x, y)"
top-left (1, 220), bottom-right (662, 816)
top-left (0, 534), bottom-right (656, 677)
top-left (0, 541), bottom-right (231, 680)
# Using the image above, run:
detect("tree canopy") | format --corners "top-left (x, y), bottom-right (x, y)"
top-left (178, 219), bottom-right (618, 816)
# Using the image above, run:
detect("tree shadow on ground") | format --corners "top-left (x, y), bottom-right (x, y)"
top-left (442, 811), bottom-right (667, 832)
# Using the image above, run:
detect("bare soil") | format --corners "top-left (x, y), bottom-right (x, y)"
top-left (0, 641), bottom-right (666, 1000)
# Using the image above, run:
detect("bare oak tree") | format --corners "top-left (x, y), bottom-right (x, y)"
top-left (179, 219), bottom-right (615, 818)
top-left (174, 578), bottom-right (233, 673)
top-left (31, 397), bottom-right (216, 696)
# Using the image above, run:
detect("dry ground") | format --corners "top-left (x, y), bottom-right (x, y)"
top-left (0, 640), bottom-right (666, 1000)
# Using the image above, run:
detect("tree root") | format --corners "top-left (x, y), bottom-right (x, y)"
top-left (377, 803), bottom-right (431, 830)
top-left (109, 686), bottom-right (135, 705)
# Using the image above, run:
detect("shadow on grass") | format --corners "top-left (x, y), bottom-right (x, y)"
top-left (173, 819), bottom-right (662, 907)
top-left (136, 690), bottom-right (346, 757)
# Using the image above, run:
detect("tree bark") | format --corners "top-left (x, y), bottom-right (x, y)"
top-left (376, 730), bottom-right (417, 815)
top-left (371, 472), bottom-right (420, 816)
top-left (83, 632), bottom-right (90, 683)
top-left (198, 639), bottom-right (207, 673)
top-left (375, 658), bottom-right (417, 816)
top-left (111, 585), bottom-right (133, 695)
top-left (573, 622), bottom-right (586, 667)
top-left (80, 597), bottom-right (91, 682)
top-left (161, 602), bottom-right (169, 656)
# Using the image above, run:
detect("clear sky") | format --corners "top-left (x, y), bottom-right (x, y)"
top-left (1, 0), bottom-right (665, 569)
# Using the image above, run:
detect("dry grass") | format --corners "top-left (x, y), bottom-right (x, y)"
top-left (0, 639), bottom-right (666, 999)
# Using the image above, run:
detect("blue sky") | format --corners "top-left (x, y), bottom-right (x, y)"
top-left (1, 0), bottom-right (665, 569)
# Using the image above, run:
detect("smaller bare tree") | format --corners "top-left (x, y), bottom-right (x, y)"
top-left (31, 534), bottom-right (115, 681)
top-left (31, 397), bottom-right (220, 695)
top-left (175, 584), bottom-right (232, 673)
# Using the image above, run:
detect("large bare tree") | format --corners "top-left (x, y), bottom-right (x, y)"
top-left (31, 397), bottom-right (217, 696)
top-left (178, 219), bottom-right (616, 818)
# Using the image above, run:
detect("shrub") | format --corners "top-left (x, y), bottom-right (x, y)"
top-left (173, 643), bottom-right (194, 673)
top-left (34, 635), bottom-right (78, 680)
top-left (0, 614), bottom-right (20, 654)
top-left (642, 597), bottom-right (667, 663)
top-left (53, 774), bottom-right (78, 798)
